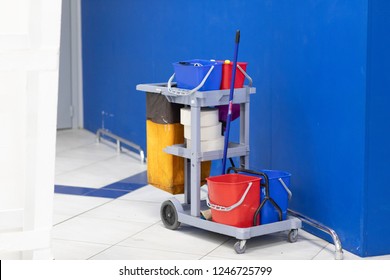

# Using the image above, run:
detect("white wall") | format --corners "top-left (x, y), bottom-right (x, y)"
top-left (0, 0), bottom-right (62, 259)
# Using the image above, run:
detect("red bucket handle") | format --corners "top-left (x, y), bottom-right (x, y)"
top-left (206, 182), bottom-right (253, 212)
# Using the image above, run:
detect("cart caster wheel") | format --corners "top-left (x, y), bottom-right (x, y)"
top-left (288, 229), bottom-right (298, 243)
top-left (160, 200), bottom-right (181, 230)
top-left (234, 240), bottom-right (247, 254)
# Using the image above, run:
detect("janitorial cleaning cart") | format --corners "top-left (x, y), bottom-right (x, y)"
top-left (136, 56), bottom-right (302, 254)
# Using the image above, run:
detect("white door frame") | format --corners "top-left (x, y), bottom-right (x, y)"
top-left (70, 0), bottom-right (83, 128)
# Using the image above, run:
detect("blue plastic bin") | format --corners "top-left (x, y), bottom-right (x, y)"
top-left (173, 59), bottom-right (222, 91)
top-left (259, 170), bottom-right (291, 224)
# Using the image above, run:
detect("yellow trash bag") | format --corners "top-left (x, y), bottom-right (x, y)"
top-left (146, 120), bottom-right (211, 194)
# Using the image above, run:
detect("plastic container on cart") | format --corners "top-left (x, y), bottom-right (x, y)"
top-left (218, 61), bottom-right (247, 125)
top-left (259, 170), bottom-right (291, 224)
top-left (227, 167), bottom-right (292, 225)
top-left (206, 173), bottom-right (261, 228)
top-left (173, 59), bottom-right (222, 91)
top-left (220, 61), bottom-right (248, 89)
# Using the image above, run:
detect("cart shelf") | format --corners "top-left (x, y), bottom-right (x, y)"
top-left (136, 83), bottom-right (255, 107)
top-left (170, 198), bottom-right (301, 240)
top-left (163, 142), bottom-right (249, 161)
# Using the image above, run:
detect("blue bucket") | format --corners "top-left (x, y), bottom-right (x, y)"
top-left (259, 170), bottom-right (291, 224)
top-left (173, 59), bottom-right (222, 91)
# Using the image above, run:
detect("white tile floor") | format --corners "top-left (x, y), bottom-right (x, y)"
top-left (52, 129), bottom-right (390, 260)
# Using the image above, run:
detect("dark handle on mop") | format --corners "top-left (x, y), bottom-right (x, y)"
top-left (235, 30), bottom-right (240, 43)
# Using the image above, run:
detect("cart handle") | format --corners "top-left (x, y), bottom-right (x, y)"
top-left (167, 65), bottom-right (215, 96)
top-left (206, 182), bottom-right (253, 212)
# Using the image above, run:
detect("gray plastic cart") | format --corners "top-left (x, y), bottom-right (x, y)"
top-left (136, 77), bottom-right (302, 254)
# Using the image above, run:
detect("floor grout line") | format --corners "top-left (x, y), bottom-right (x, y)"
top-left (52, 237), bottom-right (114, 247)
top-left (53, 199), bottom-right (115, 227)
top-left (54, 155), bottom-right (118, 177)
top-left (56, 140), bottom-right (100, 154)
top-left (311, 243), bottom-right (330, 260)
top-left (55, 156), bottom-right (146, 183)
top-left (199, 237), bottom-right (232, 260)
top-left (86, 221), bottom-right (162, 260)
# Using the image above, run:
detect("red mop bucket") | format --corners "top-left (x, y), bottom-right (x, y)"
top-left (220, 61), bottom-right (248, 89)
top-left (206, 173), bottom-right (260, 228)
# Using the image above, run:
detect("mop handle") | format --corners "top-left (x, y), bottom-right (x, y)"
top-left (229, 30), bottom-right (240, 102)
top-left (222, 30), bottom-right (240, 174)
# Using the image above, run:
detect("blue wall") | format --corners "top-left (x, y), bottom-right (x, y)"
top-left (82, 0), bottom-right (390, 257)
top-left (81, 0), bottom-right (272, 158)
top-left (364, 0), bottom-right (390, 256)
top-left (265, 1), bottom-right (368, 254)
